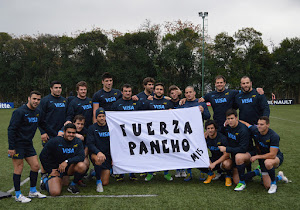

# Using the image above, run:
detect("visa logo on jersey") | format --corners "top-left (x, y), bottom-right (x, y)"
top-left (98, 132), bottom-right (110, 137)
top-left (62, 148), bottom-right (74, 153)
top-left (153, 105), bottom-right (165, 109)
top-left (228, 133), bottom-right (237, 140)
top-left (54, 103), bottom-right (66, 108)
top-left (28, 117), bottom-right (38, 123)
top-left (105, 97), bottom-right (116, 103)
top-left (82, 104), bottom-right (92, 110)
top-left (122, 105), bottom-right (134, 110)
top-left (241, 98), bottom-right (253, 104)
top-left (214, 98), bottom-right (227, 103)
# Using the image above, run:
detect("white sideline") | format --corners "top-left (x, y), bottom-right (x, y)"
top-left (49, 195), bottom-right (158, 198)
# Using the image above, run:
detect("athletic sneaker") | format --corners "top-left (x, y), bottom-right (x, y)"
top-left (116, 174), bottom-right (124, 182)
top-left (164, 173), bottom-right (173, 181)
top-left (225, 177), bottom-right (232, 187)
top-left (203, 174), bottom-right (216, 184)
top-left (184, 173), bottom-right (192, 181)
top-left (234, 182), bottom-right (246, 191)
top-left (268, 184), bottom-right (277, 194)
top-left (278, 171), bottom-right (289, 183)
top-left (40, 174), bottom-right (48, 190)
top-left (181, 170), bottom-right (187, 177)
top-left (15, 194), bottom-right (31, 203)
top-left (96, 183), bottom-right (103, 193)
top-left (145, 174), bottom-right (154, 181)
top-left (256, 165), bottom-right (262, 177)
top-left (212, 173), bottom-right (221, 180)
top-left (140, 173), bottom-right (147, 177)
top-left (129, 174), bottom-right (138, 181)
top-left (67, 185), bottom-right (80, 194)
top-left (175, 170), bottom-right (181, 178)
top-left (77, 180), bottom-right (87, 187)
top-left (28, 191), bottom-right (46, 198)
top-left (199, 172), bottom-right (206, 181)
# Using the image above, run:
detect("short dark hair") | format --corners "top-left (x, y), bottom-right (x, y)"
top-left (215, 75), bottom-right (226, 83)
top-left (205, 120), bottom-right (218, 130)
top-left (76, 81), bottom-right (87, 91)
top-left (143, 77), bottom-right (155, 86)
top-left (102, 72), bottom-right (113, 81)
top-left (73, 115), bottom-right (86, 123)
top-left (241, 76), bottom-right (251, 82)
top-left (121, 84), bottom-right (132, 91)
top-left (64, 123), bottom-right (76, 131)
top-left (29, 91), bottom-right (41, 97)
top-left (258, 116), bottom-right (270, 124)
top-left (154, 82), bottom-right (164, 89)
top-left (226, 108), bottom-right (237, 117)
top-left (50, 81), bottom-right (61, 88)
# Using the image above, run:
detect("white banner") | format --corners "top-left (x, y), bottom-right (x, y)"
top-left (106, 106), bottom-right (210, 174)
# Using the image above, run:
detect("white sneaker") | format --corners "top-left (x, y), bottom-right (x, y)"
top-left (212, 173), bottom-right (221, 180)
top-left (234, 183), bottom-right (246, 191)
top-left (96, 183), bottom-right (103, 192)
top-left (278, 171), bottom-right (289, 183)
top-left (268, 184), bottom-right (277, 194)
top-left (28, 191), bottom-right (47, 198)
top-left (175, 170), bottom-right (181, 178)
top-left (181, 170), bottom-right (187, 178)
top-left (15, 194), bottom-right (31, 203)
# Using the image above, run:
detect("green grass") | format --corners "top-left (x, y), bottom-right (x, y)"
top-left (1, 105), bottom-right (300, 209)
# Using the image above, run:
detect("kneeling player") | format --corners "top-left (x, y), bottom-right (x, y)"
top-left (87, 108), bottom-right (112, 192)
top-left (201, 120), bottom-right (232, 186)
top-left (240, 117), bottom-right (288, 193)
top-left (39, 123), bottom-right (86, 196)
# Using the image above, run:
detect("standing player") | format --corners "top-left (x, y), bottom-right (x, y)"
top-left (240, 117), bottom-right (288, 193)
top-left (201, 120), bottom-right (232, 186)
top-left (234, 76), bottom-right (270, 125)
top-left (8, 91), bottom-right (46, 203)
top-left (87, 108), bottom-right (112, 192)
top-left (135, 77), bottom-right (155, 101)
top-left (218, 109), bottom-right (255, 191)
top-left (144, 83), bottom-right (174, 182)
top-left (66, 81), bottom-right (93, 128)
top-left (39, 123), bottom-right (86, 196)
top-left (92, 72), bottom-right (122, 123)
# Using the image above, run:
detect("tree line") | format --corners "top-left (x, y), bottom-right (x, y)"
top-left (0, 20), bottom-right (299, 105)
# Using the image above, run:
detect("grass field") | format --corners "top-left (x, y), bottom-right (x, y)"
top-left (1, 105), bottom-right (300, 209)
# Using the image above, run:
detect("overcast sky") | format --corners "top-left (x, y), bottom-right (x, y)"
top-left (1, 0), bottom-right (299, 49)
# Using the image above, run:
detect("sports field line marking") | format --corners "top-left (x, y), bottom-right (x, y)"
top-left (48, 195), bottom-right (158, 198)
top-left (7, 169), bottom-right (41, 194)
top-left (269, 116), bottom-right (300, 124)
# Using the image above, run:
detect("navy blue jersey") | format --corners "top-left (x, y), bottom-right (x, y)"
top-left (178, 99), bottom-right (211, 121)
top-left (111, 98), bottom-right (146, 111)
top-left (38, 94), bottom-right (67, 137)
top-left (221, 122), bottom-right (253, 155)
top-left (136, 91), bottom-right (153, 102)
top-left (66, 95), bottom-right (76, 107)
top-left (86, 123), bottom-right (110, 157)
top-left (59, 126), bottom-right (88, 146)
top-left (204, 89), bottom-right (239, 127)
top-left (170, 100), bottom-right (180, 108)
top-left (145, 98), bottom-right (174, 110)
top-left (92, 88), bottom-right (122, 111)
top-left (249, 126), bottom-right (283, 156)
top-left (234, 89), bottom-right (270, 125)
top-left (66, 97), bottom-right (93, 128)
top-left (8, 105), bottom-right (46, 150)
top-left (39, 136), bottom-right (85, 173)
top-left (206, 132), bottom-right (228, 160)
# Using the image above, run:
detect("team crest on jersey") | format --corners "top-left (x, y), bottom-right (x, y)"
top-left (225, 92), bottom-right (229, 95)
top-left (63, 100), bottom-right (66, 103)
top-left (252, 95), bottom-right (256, 98)
top-left (73, 144), bottom-right (78, 148)
top-left (14, 153), bottom-right (19, 157)
top-left (217, 142), bottom-right (221, 145)
top-left (266, 139), bottom-right (270, 143)
top-left (133, 103), bottom-right (136, 105)
top-left (36, 114), bottom-right (39, 117)
top-left (163, 102), bottom-right (167, 105)
top-left (114, 92), bottom-right (117, 95)
top-left (235, 133), bottom-right (239, 135)
top-left (89, 101), bottom-right (92, 103)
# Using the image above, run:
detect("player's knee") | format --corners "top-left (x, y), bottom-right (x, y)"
top-left (264, 160), bottom-right (273, 170)
top-left (75, 162), bottom-right (87, 173)
top-left (31, 164), bottom-right (40, 172)
top-left (50, 189), bottom-right (61, 197)
top-left (222, 160), bottom-right (231, 170)
top-left (235, 154), bottom-right (244, 164)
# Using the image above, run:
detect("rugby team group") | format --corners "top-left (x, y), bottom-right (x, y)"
top-left (7, 72), bottom-right (289, 203)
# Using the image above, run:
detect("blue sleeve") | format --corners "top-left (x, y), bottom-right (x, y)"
top-left (259, 94), bottom-right (270, 117)
top-left (7, 109), bottom-right (22, 150)
top-left (201, 103), bottom-right (211, 120)
top-left (270, 132), bottom-right (280, 148)
top-left (92, 92), bottom-right (100, 104)
top-left (37, 99), bottom-right (47, 135)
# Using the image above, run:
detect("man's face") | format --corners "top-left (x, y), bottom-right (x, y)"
top-left (122, 87), bottom-right (132, 100)
top-left (102, 78), bottom-right (113, 90)
top-left (257, 119), bottom-right (269, 134)
top-left (226, 114), bottom-right (238, 128)
top-left (97, 114), bottom-right (106, 126)
top-left (144, 82), bottom-right (154, 93)
top-left (241, 78), bottom-right (252, 93)
top-left (154, 85), bottom-right (164, 98)
top-left (206, 124), bottom-right (217, 138)
top-left (64, 128), bottom-right (76, 141)
top-left (74, 119), bottom-right (85, 132)
top-left (215, 78), bottom-right (226, 92)
top-left (28, 94), bottom-right (41, 109)
top-left (185, 87), bottom-right (196, 101)
top-left (77, 86), bottom-right (87, 99)
top-left (170, 90), bottom-right (179, 100)
top-left (50, 84), bottom-right (62, 97)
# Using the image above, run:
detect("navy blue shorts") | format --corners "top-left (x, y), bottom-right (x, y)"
top-left (11, 147), bottom-right (36, 159)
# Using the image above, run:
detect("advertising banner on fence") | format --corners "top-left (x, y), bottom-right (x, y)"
top-left (267, 99), bottom-right (294, 105)
top-left (106, 106), bottom-right (210, 174)
top-left (0, 102), bottom-right (14, 109)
